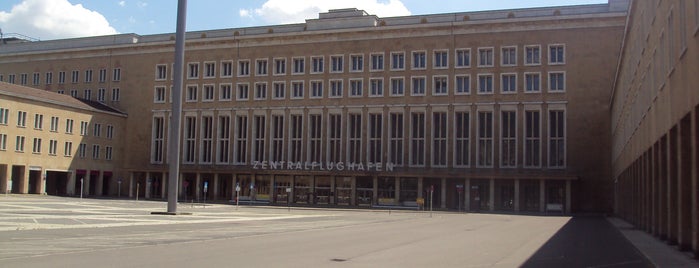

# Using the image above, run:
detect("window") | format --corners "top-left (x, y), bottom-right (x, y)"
top-left (112, 68), bottom-right (121, 81)
top-left (64, 142), bottom-right (73, 156)
top-left (273, 82), bottom-right (286, 99)
top-left (549, 44), bottom-right (565, 64)
top-left (84, 89), bottom-right (92, 100)
top-left (524, 110), bottom-right (541, 167)
top-left (8, 74), bottom-right (15, 84)
top-left (371, 53), bottom-right (384, 71)
top-left (477, 111), bottom-right (493, 167)
top-left (350, 54), bottom-right (363, 72)
top-left (432, 112), bottom-right (447, 166)
top-left (368, 113), bottom-right (382, 164)
top-left (501, 73), bottom-right (517, 93)
top-left (525, 73), bottom-right (541, 92)
top-left (0, 134), bottom-right (6, 151)
top-left (252, 115), bottom-right (265, 162)
top-left (390, 77), bottom-right (404, 96)
top-left (80, 121), bottom-right (89, 136)
top-left (237, 83), bottom-right (249, 100)
top-left (34, 114), bottom-right (43, 130)
top-left (20, 73), bottom-right (28, 85)
top-left (50, 116), bottom-right (59, 132)
top-left (204, 62), bottom-right (216, 78)
top-left (48, 140), bottom-right (58, 155)
top-left (348, 114), bottom-right (363, 163)
top-left (98, 69), bottom-right (107, 83)
top-left (57, 90), bottom-right (64, 94)
top-left (152, 116), bottom-right (165, 163)
top-left (201, 116), bottom-right (214, 164)
top-left (454, 111), bottom-right (469, 167)
top-left (330, 79), bottom-right (343, 98)
top-left (501, 46), bottom-right (517, 66)
top-left (17, 111), bottom-right (27, 127)
top-left (411, 76), bottom-right (426, 96)
top-left (186, 85), bottom-right (198, 102)
top-left (71, 70), bottom-right (79, 83)
top-left (78, 143), bottom-right (86, 158)
top-left (155, 86), bottom-right (166, 103)
top-left (254, 83), bottom-right (267, 100)
top-left (525, 45), bottom-right (541, 65)
top-left (184, 116), bottom-right (197, 163)
top-left (549, 110), bottom-right (566, 168)
top-left (105, 146), bottom-right (113, 160)
top-left (93, 123), bottom-right (102, 137)
top-left (33, 72), bottom-right (40, 85)
top-left (70, 90), bottom-right (78, 98)
top-left (220, 84), bottom-right (232, 101)
top-left (92, 144), bottom-right (100, 159)
top-left (410, 112), bottom-right (425, 166)
top-left (218, 115), bottom-right (231, 164)
top-left (308, 114), bottom-right (322, 162)
top-left (434, 50), bottom-right (448, 68)
top-left (501, 110), bottom-right (517, 167)
top-left (186, 63), bottom-right (199, 79)
top-left (455, 48), bottom-right (471, 68)
top-left (328, 114), bottom-right (342, 162)
top-left (349, 79), bottom-right (363, 97)
top-left (256, 59), bottom-right (268, 76)
top-left (389, 113), bottom-right (403, 166)
top-left (310, 80), bottom-right (323, 98)
top-left (97, 88), bottom-right (106, 102)
top-left (84, 70), bottom-right (93, 83)
top-left (291, 81), bottom-right (304, 99)
top-left (549, 72), bottom-right (565, 92)
top-left (391, 52), bottom-right (405, 70)
top-left (32, 138), bottom-right (42, 154)
top-left (238, 60), bottom-right (250, 76)
top-left (477, 74), bottom-right (493, 94)
top-left (58, 71), bottom-right (66, 84)
top-left (369, 78), bottom-right (383, 97)
top-left (331, 55), bottom-right (344, 73)
top-left (455, 75), bottom-right (470, 95)
top-left (274, 58), bottom-right (286, 75)
top-left (106, 125), bottom-right (114, 139)
top-left (65, 119), bottom-right (74, 134)
top-left (45, 72), bottom-right (52, 84)
top-left (478, 47), bottom-right (494, 67)
top-left (111, 88), bottom-right (120, 101)
top-left (311, 56), bottom-right (324, 74)
top-left (15, 136), bottom-right (25, 152)
top-left (0, 108), bottom-right (7, 125)
top-left (412, 51), bottom-right (426, 69)
top-left (271, 115), bottom-right (284, 162)
top-left (221, 61), bottom-right (233, 77)
top-left (203, 84), bottom-right (215, 101)
top-left (292, 57), bottom-right (305, 74)
top-left (289, 114), bottom-right (303, 162)
top-left (433, 76), bottom-right (448, 95)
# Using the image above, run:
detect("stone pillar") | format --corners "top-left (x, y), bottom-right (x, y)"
top-left (195, 173), bottom-right (202, 201)
top-left (350, 176), bottom-right (357, 206)
top-left (417, 177), bottom-right (424, 199)
top-left (213, 173), bottom-right (219, 201)
top-left (441, 178), bottom-right (447, 209)
top-left (489, 178), bottom-right (495, 211)
top-left (96, 171), bottom-right (104, 196)
top-left (514, 179), bottom-right (521, 212)
top-left (394, 177), bottom-right (401, 206)
top-left (145, 172), bottom-right (151, 199)
top-left (539, 179), bottom-right (546, 213)
top-left (129, 172), bottom-right (134, 198)
top-left (464, 178), bottom-right (470, 212)
top-left (161, 172), bottom-right (168, 199)
top-left (67, 171), bottom-right (76, 196)
top-left (372, 176), bottom-right (378, 206)
top-left (565, 180), bottom-right (571, 214)
top-left (84, 170), bottom-right (91, 197)
top-left (330, 176), bottom-right (336, 204)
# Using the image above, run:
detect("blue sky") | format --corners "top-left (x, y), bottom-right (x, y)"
top-left (0, 0), bottom-right (608, 40)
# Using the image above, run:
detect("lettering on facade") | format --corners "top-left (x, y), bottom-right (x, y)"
top-left (252, 161), bottom-right (394, 172)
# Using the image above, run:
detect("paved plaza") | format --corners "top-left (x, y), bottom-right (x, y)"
top-left (0, 195), bottom-right (690, 267)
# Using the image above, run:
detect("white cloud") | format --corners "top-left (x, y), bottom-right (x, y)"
top-left (242, 0), bottom-right (411, 24)
top-left (118, 1), bottom-right (125, 7)
top-left (0, 0), bottom-right (118, 40)
top-left (137, 1), bottom-right (147, 8)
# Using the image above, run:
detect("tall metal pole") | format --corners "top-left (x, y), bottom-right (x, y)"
top-left (167, 0), bottom-right (187, 213)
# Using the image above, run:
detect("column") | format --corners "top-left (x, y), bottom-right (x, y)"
top-left (40, 171), bottom-right (47, 195)
top-left (145, 172), bottom-right (151, 199)
top-left (195, 172), bottom-right (201, 202)
top-left (161, 172), bottom-right (168, 199)
top-left (84, 170), bottom-right (91, 197)
top-left (539, 179), bottom-right (546, 213)
top-left (441, 178), bottom-right (447, 209)
top-left (514, 179), bottom-right (520, 212)
top-left (96, 171), bottom-right (104, 196)
top-left (489, 178), bottom-right (495, 211)
top-left (213, 173), bottom-right (219, 201)
top-left (330, 175), bottom-right (336, 205)
top-left (67, 171), bottom-right (76, 196)
top-left (350, 176), bottom-right (357, 206)
top-left (129, 172), bottom-right (134, 198)
top-left (464, 178), bottom-right (470, 212)
top-left (417, 177), bottom-right (424, 199)
top-left (565, 180), bottom-right (571, 214)
top-left (394, 177), bottom-right (401, 206)
top-left (232, 173), bottom-right (238, 200)
top-left (372, 176), bottom-right (378, 206)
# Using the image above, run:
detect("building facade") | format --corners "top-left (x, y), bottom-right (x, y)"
top-left (612, 0), bottom-right (699, 257)
top-left (0, 1), bottom-right (630, 213)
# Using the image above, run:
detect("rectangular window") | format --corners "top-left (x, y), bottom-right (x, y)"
top-left (368, 113), bottom-right (382, 164)
top-left (98, 69), bottom-right (107, 83)
top-left (151, 116), bottom-right (165, 163)
top-left (273, 82), bottom-right (285, 99)
top-left (186, 85), bottom-right (198, 102)
top-left (389, 112), bottom-right (403, 166)
top-left (0, 134), bottom-right (6, 151)
top-left (330, 79), bottom-right (343, 98)
top-left (549, 72), bottom-right (565, 92)
top-left (433, 76), bottom-right (448, 95)
top-left (50, 116), bottom-right (59, 132)
top-left (58, 72), bottom-right (66, 84)
top-left (455, 48), bottom-right (471, 68)
top-left (33, 72), bottom-right (40, 85)
top-left (501, 46), bottom-right (517, 66)
top-left (524, 110), bottom-right (541, 167)
top-left (292, 57), bottom-right (305, 74)
top-left (111, 88), bottom-right (120, 101)
top-left (348, 114), bottom-right (363, 163)
top-left (501, 110), bottom-right (517, 167)
top-left (477, 111), bottom-right (493, 167)
top-left (0, 108), bottom-right (7, 125)
top-left (15, 136), bottom-right (25, 152)
top-left (478, 47), bottom-right (494, 67)
top-left (308, 114), bottom-right (322, 162)
top-left (84, 89), bottom-right (92, 100)
top-left (549, 44), bottom-right (565, 64)
top-left (391, 52), bottom-right (405, 70)
top-left (331, 55), bottom-right (344, 73)
top-left (219, 84), bottom-right (232, 101)
top-left (252, 115), bottom-right (265, 163)
top-left (217, 115), bottom-right (230, 164)
top-left (328, 114), bottom-right (342, 162)
top-left (97, 88), bottom-right (106, 102)
top-left (64, 141), bottom-right (72, 156)
top-left (155, 86), bottom-right (166, 103)
top-left (34, 114), bottom-right (43, 130)
top-left (501, 73), bottom-right (517, 93)
top-left (478, 74), bottom-right (493, 94)
top-left (434, 50), bottom-right (448, 68)
top-left (20, 73), bottom-right (28, 85)
top-left (200, 116), bottom-right (213, 164)
top-left (93, 123), bottom-right (101, 137)
top-left (390, 77), bottom-right (404, 96)
top-left (432, 112), bottom-right (447, 167)
top-left (71, 70), bottom-right (79, 83)
top-left (455, 75), bottom-right (470, 95)
top-left (32, 138), bottom-right (42, 153)
top-left (411, 76), bottom-right (426, 96)
top-left (106, 125), bottom-right (114, 139)
top-left (17, 111), bottom-right (27, 127)
top-left (274, 58), bottom-right (286, 75)
top-left (188, 63), bottom-right (199, 79)
top-left (155, 64), bottom-right (167, 80)
top-left (45, 72), bottom-right (53, 84)
top-left (237, 83), bottom-right (249, 100)
top-left (454, 111), bottom-right (470, 167)
top-left (92, 144), bottom-right (100, 159)
top-left (410, 112), bottom-right (425, 166)
top-left (105, 146), bottom-right (113, 160)
top-left (8, 74), bottom-right (15, 84)
top-left (369, 78), bottom-right (383, 97)
top-left (84, 70), bottom-right (93, 83)
top-left (238, 60), bottom-right (250, 76)
top-left (65, 119), bottom-right (74, 134)
top-left (204, 62), bottom-right (216, 78)
top-left (412, 51), bottom-right (426, 69)
top-left (256, 59), bottom-right (268, 76)
top-left (112, 68), bottom-right (121, 81)
top-left (254, 83), bottom-right (267, 100)
top-left (289, 114), bottom-right (303, 162)
top-left (78, 143), bottom-right (86, 158)
top-left (349, 79), bottom-right (363, 97)
top-left (310, 80), bottom-right (323, 98)
top-left (525, 73), bottom-right (541, 92)
top-left (371, 53), bottom-right (384, 71)
top-left (184, 116), bottom-right (197, 163)
top-left (48, 140), bottom-right (58, 155)
top-left (525, 45), bottom-right (541, 65)
top-left (291, 81), bottom-right (304, 99)
top-left (311, 56), bottom-right (324, 74)
top-left (221, 61), bottom-right (233, 77)
top-left (350, 54), bottom-right (363, 72)
top-left (271, 115), bottom-right (284, 162)
top-left (202, 85), bottom-right (214, 101)
top-left (549, 110), bottom-right (566, 168)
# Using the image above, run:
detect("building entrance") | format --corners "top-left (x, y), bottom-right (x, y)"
top-left (45, 171), bottom-right (68, 196)
top-left (28, 169), bottom-right (42, 194)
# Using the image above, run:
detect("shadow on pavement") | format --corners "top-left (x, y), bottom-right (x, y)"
top-left (521, 216), bottom-right (653, 268)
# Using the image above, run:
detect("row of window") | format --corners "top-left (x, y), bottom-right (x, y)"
top-left (0, 134), bottom-right (113, 160)
top-left (55, 88), bottom-right (121, 102)
top-left (0, 108), bottom-right (114, 138)
top-left (0, 68), bottom-right (121, 86)
top-left (156, 72), bottom-right (565, 103)
top-left (157, 44), bottom-right (566, 80)
top-left (151, 108), bottom-right (566, 169)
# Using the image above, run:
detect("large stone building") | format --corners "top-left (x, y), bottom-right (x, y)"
top-left (1, 1), bottom-right (629, 214)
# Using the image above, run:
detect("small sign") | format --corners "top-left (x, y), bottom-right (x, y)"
top-left (286, 188), bottom-right (292, 193)
top-left (456, 184), bottom-right (464, 193)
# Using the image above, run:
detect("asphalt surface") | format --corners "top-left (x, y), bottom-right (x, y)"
top-left (0, 195), bottom-right (655, 267)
